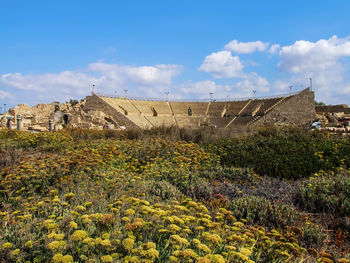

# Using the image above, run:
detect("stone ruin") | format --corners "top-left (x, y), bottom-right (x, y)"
top-left (0, 99), bottom-right (118, 132)
top-left (0, 88), bottom-right (321, 131)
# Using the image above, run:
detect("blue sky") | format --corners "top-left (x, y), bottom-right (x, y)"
top-left (1, 1), bottom-right (350, 108)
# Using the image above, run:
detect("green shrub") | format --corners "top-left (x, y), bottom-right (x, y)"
top-left (205, 127), bottom-right (350, 179)
top-left (228, 195), bottom-right (301, 228)
top-left (297, 169), bottom-right (350, 216)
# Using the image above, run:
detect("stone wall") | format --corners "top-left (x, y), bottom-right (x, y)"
top-left (253, 88), bottom-right (316, 126)
top-left (84, 94), bottom-right (138, 128)
top-left (316, 105), bottom-right (350, 113)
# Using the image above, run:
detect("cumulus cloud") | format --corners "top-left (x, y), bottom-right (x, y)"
top-left (224, 40), bottom-right (269, 54)
top-left (279, 35), bottom-right (350, 73)
top-left (235, 73), bottom-right (270, 96)
top-left (178, 80), bottom-right (231, 99)
top-left (276, 35), bottom-right (350, 104)
top-left (179, 73), bottom-right (269, 100)
top-left (199, 51), bottom-right (244, 78)
top-left (0, 62), bottom-right (183, 105)
top-left (88, 63), bottom-right (182, 86)
top-left (269, 44), bottom-right (280, 54)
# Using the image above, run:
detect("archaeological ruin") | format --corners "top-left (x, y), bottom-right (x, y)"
top-left (0, 88), bottom-right (333, 131)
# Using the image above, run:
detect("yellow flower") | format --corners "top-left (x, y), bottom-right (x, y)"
top-left (101, 255), bottom-right (113, 262)
top-left (205, 254), bottom-right (225, 263)
top-left (69, 221), bottom-right (78, 230)
top-left (197, 243), bottom-right (211, 253)
top-left (102, 233), bottom-right (110, 239)
top-left (47, 241), bottom-right (66, 251)
top-left (100, 239), bottom-right (112, 247)
top-left (145, 248), bottom-right (159, 258)
top-left (168, 224), bottom-right (182, 232)
top-left (2, 242), bottom-right (13, 249)
top-left (169, 256), bottom-right (178, 262)
top-left (122, 238), bottom-right (135, 250)
top-left (52, 253), bottom-right (63, 263)
top-left (76, 205), bottom-right (86, 212)
top-left (196, 257), bottom-right (211, 263)
top-left (142, 242), bottom-right (156, 250)
top-left (124, 208), bottom-right (135, 216)
top-left (170, 235), bottom-right (190, 246)
top-left (83, 237), bottom-right (95, 246)
top-left (205, 234), bottom-right (222, 245)
top-left (25, 241), bottom-right (33, 248)
top-left (240, 247), bottom-right (252, 257)
top-left (71, 230), bottom-right (88, 241)
top-left (61, 254), bottom-right (73, 263)
top-left (233, 222), bottom-right (244, 228)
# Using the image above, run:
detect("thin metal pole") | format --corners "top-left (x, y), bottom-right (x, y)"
top-left (309, 78), bottom-right (312, 91)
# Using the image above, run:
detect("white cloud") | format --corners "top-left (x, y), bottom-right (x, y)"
top-left (279, 35), bottom-right (350, 73)
top-left (269, 44), bottom-right (280, 54)
top-left (235, 73), bottom-right (270, 95)
top-left (0, 62), bottom-right (183, 105)
top-left (88, 62), bottom-right (182, 86)
top-left (224, 40), bottom-right (269, 54)
top-left (199, 51), bottom-right (244, 78)
top-left (0, 90), bottom-right (13, 100)
top-left (178, 73), bottom-right (269, 100)
top-left (179, 80), bottom-right (231, 98)
top-left (276, 35), bottom-right (350, 104)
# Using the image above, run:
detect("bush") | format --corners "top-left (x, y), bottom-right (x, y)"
top-left (205, 127), bottom-right (350, 179)
top-left (228, 195), bottom-right (301, 228)
top-left (297, 169), bottom-right (350, 217)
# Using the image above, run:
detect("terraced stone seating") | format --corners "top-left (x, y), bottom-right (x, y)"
top-left (207, 117), bottom-right (232, 127)
top-left (148, 116), bottom-right (176, 127)
top-left (225, 100), bottom-right (251, 117)
top-left (176, 117), bottom-right (202, 128)
top-left (231, 116), bottom-right (255, 126)
top-left (151, 102), bottom-right (173, 115)
top-left (240, 100), bottom-right (263, 116)
top-left (129, 100), bottom-right (155, 116)
top-left (255, 97), bottom-right (283, 115)
top-left (102, 97), bottom-right (139, 115)
top-left (170, 102), bottom-right (209, 116)
top-left (207, 102), bottom-right (227, 117)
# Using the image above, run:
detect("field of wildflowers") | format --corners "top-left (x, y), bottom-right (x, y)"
top-left (0, 128), bottom-right (349, 263)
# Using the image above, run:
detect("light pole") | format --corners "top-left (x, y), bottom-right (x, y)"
top-left (92, 84), bottom-right (95, 94)
top-left (253, 90), bottom-right (256, 100)
top-left (4, 104), bottom-right (6, 113)
top-left (309, 78), bottom-right (312, 91)
top-left (165, 91), bottom-right (170, 101)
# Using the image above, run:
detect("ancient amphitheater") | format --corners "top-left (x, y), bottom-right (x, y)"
top-left (0, 88), bottom-right (317, 131)
top-left (83, 88), bottom-right (316, 129)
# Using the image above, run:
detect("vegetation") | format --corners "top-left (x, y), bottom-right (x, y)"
top-left (0, 127), bottom-right (349, 262)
